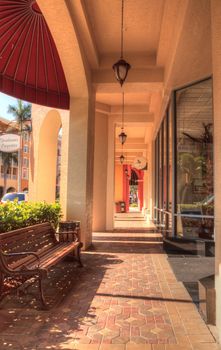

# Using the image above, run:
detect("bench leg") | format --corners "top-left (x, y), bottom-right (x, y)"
top-left (75, 243), bottom-right (83, 267)
top-left (38, 277), bottom-right (49, 310)
top-left (0, 272), bottom-right (4, 299)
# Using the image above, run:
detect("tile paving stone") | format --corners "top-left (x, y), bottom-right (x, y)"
top-left (0, 233), bottom-right (220, 349)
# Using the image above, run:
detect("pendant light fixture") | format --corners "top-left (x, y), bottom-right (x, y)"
top-left (120, 154), bottom-right (125, 164)
top-left (118, 92), bottom-right (127, 145)
top-left (113, 0), bottom-right (131, 86)
top-left (119, 141), bottom-right (125, 164)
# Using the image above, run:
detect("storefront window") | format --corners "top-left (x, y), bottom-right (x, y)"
top-left (163, 116), bottom-right (168, 211)
top-left (175, 79), bottom-right (213, 239)
top-left (159, 127), bottom-right (163, 212)
top-left (168, 106), bottom-right (173, 213)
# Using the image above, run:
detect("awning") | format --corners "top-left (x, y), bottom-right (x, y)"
top-left (0, 0), bottom-right (70, 109)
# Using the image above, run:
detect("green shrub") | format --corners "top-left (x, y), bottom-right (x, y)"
top-left (0, 201), bottom-right (62, 233)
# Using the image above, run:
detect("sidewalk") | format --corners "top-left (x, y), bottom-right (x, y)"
top-left (0, 232), bottom-right (219, 350)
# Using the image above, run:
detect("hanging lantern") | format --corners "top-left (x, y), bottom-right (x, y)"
top-left (113, 59), bottom-right (131, 86)
top-left (120, 154), bottom-right (125, 164)
top-left (112, 0), bottom-right (131, 86)
top-left (118, 130), bottom-right (127, 145)
top-left (118, 92), bottom-right (127, 144)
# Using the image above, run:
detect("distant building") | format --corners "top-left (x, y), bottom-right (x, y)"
top-left (0, 116), bottom-right (30, 197)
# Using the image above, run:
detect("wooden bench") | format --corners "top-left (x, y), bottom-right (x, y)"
top-left (0, 222), bottom-right (83, 308)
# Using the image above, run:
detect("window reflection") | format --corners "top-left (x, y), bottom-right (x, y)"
top-left (176, 79), bottom-right (214, 240)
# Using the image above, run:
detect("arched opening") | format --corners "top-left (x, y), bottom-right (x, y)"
top-left (129, 169), bottom-right (139, 210)
top-left (122, 166), bottom-right (144, 213)
top-left (30, 109), bottom-right (62, 203)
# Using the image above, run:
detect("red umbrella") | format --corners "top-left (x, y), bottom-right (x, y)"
top-left (0, 0), bottom-right (70, 109)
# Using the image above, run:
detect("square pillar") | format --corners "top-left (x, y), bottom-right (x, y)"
top-left (92, 112), bottom-right (108, 231)
top-left (148, 141), bottom-right (153, 218)
top-left (106, 117), bottom-right (115, 231)
top-left (60, 95), bottom-right (95, 249)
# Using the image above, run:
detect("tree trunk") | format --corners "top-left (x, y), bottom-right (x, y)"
top-left (3, 165), bottom-right (7, 195)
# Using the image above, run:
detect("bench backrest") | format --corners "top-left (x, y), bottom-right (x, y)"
top-left (0, 222), bottom-right (57, 266)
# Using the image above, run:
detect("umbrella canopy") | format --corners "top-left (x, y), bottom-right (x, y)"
top-left (0, 0), bottom-right (70, 109)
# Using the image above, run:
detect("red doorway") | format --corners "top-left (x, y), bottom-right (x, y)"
top-left (123, 165), bottom-right (144, 213)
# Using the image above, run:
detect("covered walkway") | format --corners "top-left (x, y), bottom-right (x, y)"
top-left (1, 0), bottom-right (221, 347)
top-left (0, 232), bottom-right (218, 350)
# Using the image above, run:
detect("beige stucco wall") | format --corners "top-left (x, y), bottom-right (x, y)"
top-left (115, 164), bottom-right (123, 203)
top-left (154, 0), bottom-right (212, 138)
top-left (92, 112), bottom-right (108, 232)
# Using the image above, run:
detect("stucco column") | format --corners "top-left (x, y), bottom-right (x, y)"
top-left (148, 141), bottom-right (153, 219)
top-left (60, 95), bottom-right (95, 249)
top-left (92, 112), bottom-right (108, 231)
top-left (143, 146), bottom-right (149, 216)
top-left (106, 117), bottom-right (115, 231)
top-left (211, 0), bottom-right (221, 341)
top-left (123, 164), bottom-right (129, 213)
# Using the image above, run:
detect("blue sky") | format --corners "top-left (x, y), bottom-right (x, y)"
top-left (0, 92), bottom-right (24, 120)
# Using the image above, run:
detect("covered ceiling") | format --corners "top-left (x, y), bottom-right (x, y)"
top-left (115, 124), bottom-right (151, 165)
top-left (65, 0), bottom-right (166, 116)
top-left (83, 0), bottom-right (164, 56)
top-left (0, 0), bottom-right (212, 121)
top-left (0, 0), bottom-right (69, 109)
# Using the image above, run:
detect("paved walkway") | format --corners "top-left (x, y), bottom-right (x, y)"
top-left (0, 231), bottom-right (219, 350)
top-left (114, 212), bottom-right (155, 230)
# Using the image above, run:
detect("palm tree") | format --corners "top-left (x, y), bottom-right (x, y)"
top-left (0, 151), bottom-right (18, 195)
top-left (7, 99), bottom-right (31, 132)
top-left (7, 99), bottom-right (31, 192)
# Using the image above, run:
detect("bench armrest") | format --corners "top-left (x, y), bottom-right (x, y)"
top-left (3, 251), bottom-right (41, 268)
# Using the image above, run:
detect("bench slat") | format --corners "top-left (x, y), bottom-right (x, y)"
top-left (28, 242), bottom-right (79, 269)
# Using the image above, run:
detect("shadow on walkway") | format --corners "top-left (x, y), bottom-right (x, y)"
top-left (0, 252), bottom-right (123, 349)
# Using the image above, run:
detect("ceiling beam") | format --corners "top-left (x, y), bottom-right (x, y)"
top-left (111, 105), bottom-right (149, 114)
top-left (95, 102), bottom-right (110, 114)
top-left (115, 144), bottom-right (147, 151)
top-left (157, 0), bottom-right (189, 67)
top-left (95, 82), bottom-right (163, 94)
top-left (95, 103), bottom-right (150, 115)
top-left (66, 0), bottom-right (99, 68)
top-left (113, 114), bottom-right (154, 123)
top-left (38, 0), bottom-right (88, 98)
top-left (115, 151), bottom-right (144, 156)
top-left (115, 137), bottom-right (145, 144)
top-left (92, 68), bottom-right (164, 85)
top-left (115, 142), bottom-right (147, 147)
top-left (99, 53), bottom-right (157, 69)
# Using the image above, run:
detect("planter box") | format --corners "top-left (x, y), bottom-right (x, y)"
top-left (198, 274), bottom-right (216, 325)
